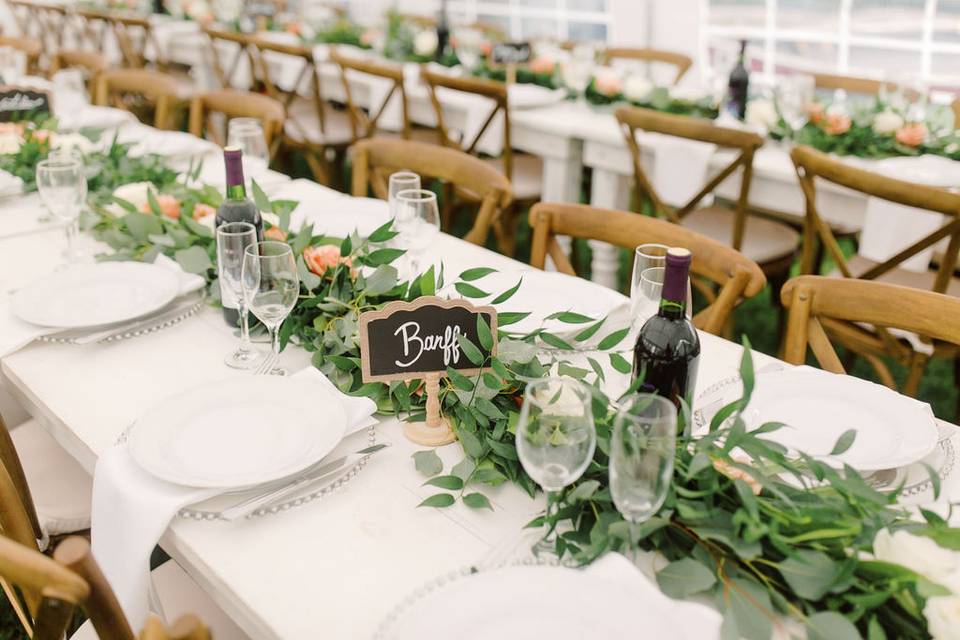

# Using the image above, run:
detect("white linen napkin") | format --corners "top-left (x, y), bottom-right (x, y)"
top-left (650, 133), bottom-right (717, 208)
top-left (126, 128), bottom-right (220, 160)
top-left (859, 197), bottom-right (944, 273)
top-left (58, 106), bottom-right (137, 132)
top-left (91, 366), bottom-right (377, 629)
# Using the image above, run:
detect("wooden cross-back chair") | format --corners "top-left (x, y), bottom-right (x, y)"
top-left (94, 68), bottom-right (183, 129)
top-left (109, 13), bottom-right (164, 69)
top-left (31, 2), bottom-right (71, 57)
top-left (49, 49), bottom-right (108, 95)
top-left (75, 8), bottom-right (112, 54)
top-left (616, 105), bottom-right (799, 302)
top-left (330, 48), bottom-right (417, 141)
top-left (791, 144), bottom-right (960, 396)
top-left (351, 137), bottom-right (514, 250)
top-left (253, 36), bottom-right (352, 185)
top-left (811, 72), bottom-right (887, 97)
top-left (0, 35), bottom-right (42, 75)
top-left (203, 26), bottom-right (257, 90)
top-left (528, 202), bottom-right (766, 335)
top-left (6, 0), bottom-right (40, 39)
top-left (602, 47), bottom-right (693, 85)
top-left (188, 89), bottom-right (286, 160)
top-left (782, 276), bottom-right (960, 395)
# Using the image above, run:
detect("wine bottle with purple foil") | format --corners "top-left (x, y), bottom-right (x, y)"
top-left (727, 40), bottom-right (749, 121)
top-left (632, 248), bottom-right (700, 433)
top-left (215, 146), bottom-right (262, 326)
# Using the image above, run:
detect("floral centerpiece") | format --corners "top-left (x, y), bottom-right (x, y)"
top-left (584, 67), bottom-right (720, 119)
top-left (381, 10), bottom-right (458, 66)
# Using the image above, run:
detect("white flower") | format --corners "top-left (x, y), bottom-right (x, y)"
top-left (0, 133), bottom-right (20, 154)
top-left (746, 98), bottom-right (778, 130)
top-left (925, 595), bottom-right (960, 640)
top-left (212, 0), bottom-right (242, 22)
top-left (52, 133), bottom-right (94, 155)
top-left (873, 529), bottom-right (959, 584)
top-left (106, 181), bottom-right (156, 216)
top-left (622, 75), bottom-right (653, 103)
top-left (872, 110), bottom-right (904, 135)
top-left (413, 30), bottom-right (438, 57)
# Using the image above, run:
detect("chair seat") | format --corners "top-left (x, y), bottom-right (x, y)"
top-left (11, 418), bottom-right (92, 538)
top-left (485, 153), bottom-right (542, 201)
top-left (283, 99), bottom-right (354, 147)
top-left (831, 254), bottom-right (960, 297)
top-left (70, 559), bottom-right (250, 639)
top-left (681, 206), bottom-right (799, 267)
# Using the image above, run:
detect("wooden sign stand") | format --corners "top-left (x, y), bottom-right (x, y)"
top-left (358, 296), bottom-right (497, 447)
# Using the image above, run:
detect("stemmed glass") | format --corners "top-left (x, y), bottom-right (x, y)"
top-left (630, 243), bottom-right (669, 310)
top-left (516, 377), bottom-right (597, 557)
top-left (388, 171), bottom-right (421, 219)
top-left (394, 188), bottom-right (440, 279)
top-left (227, 117), bottom-right (269, 177)
top-left (629, 244), bottom-right (693, 323)
top-left (610, 393), bottom-right (677, 559)
top-left (453, 27), bottom-right (484, 70)
top-left (242, 241), bottom-right (299, 376)
top-left (776, 74), bottom-right (815, 137)
top-left (561, 43), bottom-right (595, 100)
top-left (36, 157), bottom-right (87, 262)
top-left (217, 222), bottom-right (263, 369)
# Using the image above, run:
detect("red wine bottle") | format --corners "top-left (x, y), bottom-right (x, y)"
top-left (632, 248), bottom-right (701, 430)
top-left (727, 40), bottom-right (749, 120)
top-left (215, 147), bottom-right (262, 326)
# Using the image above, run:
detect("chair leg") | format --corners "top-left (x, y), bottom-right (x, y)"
top-left (494, 203), bottom-right (520, 257)
top-left (902, 353), bottom-right (929, 398)
top-left (304, 149), bottom-right (332, 187)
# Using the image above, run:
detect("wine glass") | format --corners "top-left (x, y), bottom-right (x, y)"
top-left (630, 243), bottom-right (669, 307)
top-left (242, 241), bottom-right (299, 376)
top-left (227, 117), bottom-right (269, 177)
top-left (36, 157), bottom-right (87, 262)
top-left (610, 393), bottom-right (677, 559)
top-left (561, 43), bottom-right (595, 98)
top-left (635, 266), bottom-right (693, 321)
top-left (394, 188), bottom-right (440, 280)
top-left (388, 171), bottom-right (421, 219)
top-left (516, 377), bottom-right (597, 557)
top-left (776, 73), bottom-right (815, 135)
top-left (453, 26), bottom-right (484, 70)
top-left (217, 222), bottom-right (263, 370)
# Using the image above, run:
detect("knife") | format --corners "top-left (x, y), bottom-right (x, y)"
top-left (220, 444), bottom-right (389, 521)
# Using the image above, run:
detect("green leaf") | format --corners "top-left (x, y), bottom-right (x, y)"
top-left (365, 248), bottom-right (405, 266)
top-left (497, 311), bottom-right (531, 327)
top-left (173, 245), bottom-right (213, 274)
top-left (723, 578), bottom-right (773, 640)
top-left (146, 188), bottom-right (162, 216)
top-left (417, 493), bottom-right (455, 508)
top-left (568, 479), bottom-right (600, 502)
top-left (806, 612), bottom-right (860, 640)
top-left (545, 311), bottom-right (595, 324)
top-left (454, 282), bottom-right (489, 298)
top-left (609, 352), bottom-right (632, 374)
top-left (476, 315), bottom-right (493, 351)
top-left (463, 492), bottom-right (493, 510)
top-left (250, 179), bottom-right (271, 213)
top-left (574, 319), bottom-right (605, 342)
top-left (490, 277), bottom-right (522, 304)
top-left (458, 429), bottom-right (486, 459)
top-left (364, 265), bottom-right (398, 296)
top-left (340, 234), bottom-right (352, 257)
top-left (296, 255), bottom-right (322, 291)
top-left (419, 264), bottom-right (436, 296)
top-left (412, 450), bottom-right (443, 477)
top-left (656, 558), bottom-right (716, 598)
top-left (867, 616), bottom-right (887, 640)
top-left (457, 333), bottom-right (485, 366)
top-left (597, 328), bottom-right (630, 350)
top-left (451, 457), bottom-right (476, 482)
top-left (446, 366), bottom-right (475, 391)
top-left (123, 212), bottom-right (162, 241)
top-left (830, 429), bottom-right (857, 456)
top-left (779, 550), bottom-right (839, 600)
top-left (423, 474), bottom-right (464, 490)
top-left (458, 267), bottom-right (496, 281)
top-left (180, 213), bottom-right (213, 238)
top-left (368, 219), bottom-right (398, 243)
top-left (540, 332), bottom-right (574, 350)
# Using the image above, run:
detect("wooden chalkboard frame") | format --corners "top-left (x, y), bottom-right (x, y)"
top-left (358, 296), bottom-right (498, 383)
top-left (0, 85), bottom-right (52, 123)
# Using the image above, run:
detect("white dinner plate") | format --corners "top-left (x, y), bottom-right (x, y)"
top-left (696, 367), bottom-right (938, 471)
top-left (381, 562), bottom-right (718, 640)
top-left (128, 377), bottom-right (347, 488)
top-left (508, 83), bottom-right (568, 110)
top-left (12, 262), bottom-right (181, 329)
top-left (451, 270), bottom-right (626, 336)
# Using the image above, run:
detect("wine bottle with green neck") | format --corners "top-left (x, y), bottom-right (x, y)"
top-left (215, 146), bottom-right (262, 326)
top-left (631, 247), bottom-right (701, 430)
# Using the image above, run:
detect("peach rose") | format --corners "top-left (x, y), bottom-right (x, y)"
top-left (32, 129), bottom-right (52, 145)
top-left (529, 56), bottom-right (556, 75)
top-left (192, 203), bottom-right (216, 220)
top-left (0, 122), bottom-right (20, 135)
top-left (285, 22), bottom-right (301, 35)
top-left (896, 122), bottom-right (928, 147)
top-left (360, 28), bottom-right (379, 47)
top-left (593, 69), bottom-right (622, 97)
top-left (807, 102), bottom-right (825, 125)
top-left (141, 194), bottom-right (181, 220)
top-left (713, 458), bottom-right (761, 495)
top-left (303, 244), bottom-right (352, 276)
top-left (265, 226), bottom-right (288, 241)
top-left (480, 41), bottom-right (492, 57)
top-left (822, 113), bottom-right (851, 136)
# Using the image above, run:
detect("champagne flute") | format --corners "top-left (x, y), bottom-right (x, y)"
top-left (516, 377), bottom-right (597, 557)
top-left (610, 393), bottom-right (676, 559)
top-left (242, 241), bottom-right (299, 376)
top-left (388, 171), bottom-right (421, 219)
top-left (776, 73), bottom-right (814, 136)
top-left (453, 26), bottom-right (483, 70)
top-left (36, 157), bottom-right (86, 262)
top-left (394, 188), bottom-right (440, 280)
top-left (217, 222), bottom-right (263, 369)
top-left (227, 117), bottom-right (269, 177)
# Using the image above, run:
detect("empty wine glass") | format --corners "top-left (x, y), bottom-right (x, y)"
top-left (610, 393), bottom-right (677, 558)
top-left (635, 266), bottom-right (693, 322)
top-left (561, 44), bottom-right (595, 98)
top-left (36, 157), bottom-right (86, 262)
top-left (227, 117), bottom-right (269, 177)
top-left (394, 188), bottom-right (440, 279)
top-left (388, 171), bottom-right (421, 219)
top-left (630, 243), bottom-right (668, 308)
top-left (453, 26), bottom-right (484, 70)
top-left (516, 377), bottom-right (597, 557)
top-left (776, 73), bottom-right (815, 135)
top-left (217, 222), bottom-right (263, 370)
top-left (242, 241), bottom-right (299, 376)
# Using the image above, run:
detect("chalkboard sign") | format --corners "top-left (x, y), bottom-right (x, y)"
top-left (0, 86), bottom-right (51, 122)
top-left (359, 296), bottom-right (497, 382)
top-left (492, 42), bottom-right (532, 65)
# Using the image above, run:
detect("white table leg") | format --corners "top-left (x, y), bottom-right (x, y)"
top-left (540, 145), bottom-right (584, 267)
top-left (587, 168), bottom-right (632, 290)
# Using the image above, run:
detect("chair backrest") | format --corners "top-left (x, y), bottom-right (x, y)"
top-left (528, 202), bottom-right (766, 334)
top-left (0, 35), bottom-right (42, 74)
top-left (188, 89), bottom-right (285, 159)
top-left (351, 137), bottom-right (513, 247)
top-left (251, 36), bottom-right (327, 141)
top-left (790, 144), bottom-right (960, 293)
top-left (203, 26), bottom-right (256, 90)
top-left (0, 535), bottom-right (89, 640)
top-left (75, 8), bottom-right (113, 54)
top-left (602, 47), bottom-right (693, 85)
top-left (782, 275), bottom-right (960, 374)
top-left (31, 2), bottom-right (70, 56)
top-left (812, 72), bottom-right (886, 97)
top-left (330, 48), bottom-right (412, 140)
top-left (94, 68), bottom-right (181, 129)
top-left (6, 0), bottom-right (39, 39)
top-left (53, 537), bottom-right (135, 640)
top-left (49, 49), bottom-right (108, 93)
top-left (0, 413), bottom-right (43, 552)
top-left (615, 105), bottom-right (764, 252)
top-left (109, 13), bottom-right (162, 69)
top-left (421, 68), bottom-right (513, 178)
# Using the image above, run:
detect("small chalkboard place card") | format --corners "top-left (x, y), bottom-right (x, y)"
top-left (359, 296), bottom-right (497, 446)
top-left (491, 42), bottom-right (532, 65)
top-left (0, 86), bottom-right (52, 123)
